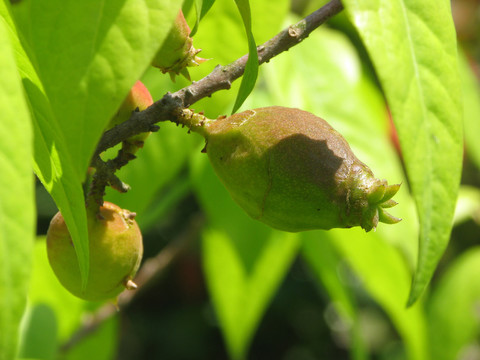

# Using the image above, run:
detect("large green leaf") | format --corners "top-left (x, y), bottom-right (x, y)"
top-left (0, 16), bottom-right (35, 360)
top-left (343, 0), bottom-right (463, 305)
top-left (1, 0), bottom-right (90, 289)
top-left (427, 247), bottom-right (480, 360)
top-left (190, 153), bottom-right (300, 360)
top-left (9, 0), bottom-right (182, 286)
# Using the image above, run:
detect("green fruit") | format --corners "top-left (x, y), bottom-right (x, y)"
top-left (151, 10), bottom-right (206, 81)
top-left (46, 202), bottom-right (143, 301)
top-left (109, 80), bottom-right (154, 154)
top-left (194, 106), bottom-right (400, 232)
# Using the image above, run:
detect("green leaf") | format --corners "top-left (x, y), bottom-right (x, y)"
top-left (331, 229), bottom-right (428, 360)
top-left (428, 247), bottom-right (480, 360)
top-left (459, 50), bottom-right (480, 171)
top-left (1, 0), bottom-right (89, 288)
top-left (453, 186), bottom-right (480, 226)
top-left (18, 304), bottom-right (57, 360)
top-left (301, 233), bottom-right (368, 360)
top-left (231, 0), bottom-right (258, 114)
top-left (10, 0), bottom-right (182, 287)
top-left (203, 230), bottom-right (299, 360)
top-left (190, 152), bottom-right (300, 360)
top-left (189, 0), bottom-right (216, 37)
top-left (0, 15), bottom-right (35, 360)
top-left (343, 0), bottom-right (463, 305)
top-left (63, 317), bottom-right (118, 360)
top-left (27, 238), bottom-right (85, 342)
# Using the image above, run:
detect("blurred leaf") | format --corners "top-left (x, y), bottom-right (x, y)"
top-left (231, 0), bottom-right (258, 114)
top-left (331, 229), bottom-right (428, 360)
top-left (459, 50), bottom-right (480, 170)
top-left (453, 186), bottom-right (480, 226)
top-left (203, 229), bottom-right (299, 360)
top-left (302, 233), bottom-right (368, 360)
top-left (302, 234), bottom-right (356, 321)
top-left (27, 239), bottom-right (85, 341)
top-left (63, 317), bottom-right (118, 360)
top-left (190, 153), bottom-right (300, 360)
top-left (343, 0), bottom-right (463, 305)
top-left (18, 304), bottom-right (57, 360)
top-left (0, 16), bottom-right (35, 360)
top-left (428, 247), bottom-right (480, 360)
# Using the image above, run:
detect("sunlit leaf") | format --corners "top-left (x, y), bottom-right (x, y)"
top-left (1, 0), bottom-right (90, 288)
top-left (428, 247), bottom-right (480, 360)
top-left (0, 14), bottom-right (35, 360)
top-left (343, 0), bottom-right (463, 305)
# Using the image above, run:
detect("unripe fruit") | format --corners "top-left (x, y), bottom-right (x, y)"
top-left (46, 202), bottom-right (143, 301)
top-left (109, 80), bottom-right (154, 155)
top-left (189, 106), bottom-right (400, 232)
top-left (151, 10), bottom-right (206, 81)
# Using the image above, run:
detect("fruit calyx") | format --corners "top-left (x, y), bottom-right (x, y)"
top-left (179, 106), bottom-right (401, 232)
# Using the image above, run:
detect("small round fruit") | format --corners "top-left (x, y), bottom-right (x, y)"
top-left (190, 106), bottom-right (400, 232)
top-left (46, 202), bottom-right (143, 301)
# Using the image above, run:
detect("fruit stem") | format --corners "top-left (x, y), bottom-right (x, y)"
top-left (174, 108), bottom-right (213, 137)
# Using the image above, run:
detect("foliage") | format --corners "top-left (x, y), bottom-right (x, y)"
top-left (0, 0), bottom-right (478, 359)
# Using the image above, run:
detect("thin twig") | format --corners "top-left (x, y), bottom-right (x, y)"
top-left (93, 0), bottom-right (343, 157)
